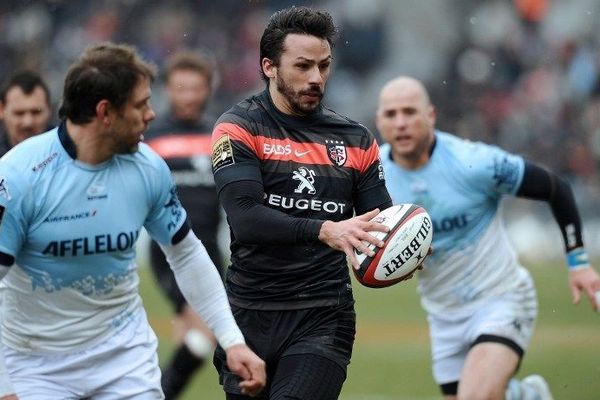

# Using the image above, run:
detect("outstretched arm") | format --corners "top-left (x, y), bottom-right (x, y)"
top-left (516, 161), bottom-right (600, 311)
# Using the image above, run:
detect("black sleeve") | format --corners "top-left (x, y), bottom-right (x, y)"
top-left (171, 218), bottom-right (192, 245)
top-left (0, 252), bottom-right (14, 267)
top-left (516, 160), bottom-right (584, 251)
top-left (219, 180), bottom-right (325, 244)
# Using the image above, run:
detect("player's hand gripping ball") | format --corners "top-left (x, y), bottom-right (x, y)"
top-left (354, 204), bottom-right (433, 288)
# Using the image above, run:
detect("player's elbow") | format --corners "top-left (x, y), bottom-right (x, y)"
top-left (229, 218), bottom-right (265, 244)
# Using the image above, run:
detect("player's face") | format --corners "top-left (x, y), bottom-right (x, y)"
top-left (111, 77), bottom-right (155, 154)
top-left (376, 83), bottom-right (435, 169)
top-left (0, 86), bottom-right (51, 146)
top-left (166, 69), bottom-right (210, 122)
top-left (265, 33), bottom-right (332, 116)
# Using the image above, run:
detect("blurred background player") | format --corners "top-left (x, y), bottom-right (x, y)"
top-left (0, 71), bottom-right (53, 155)
top-left (376, 75), bottom-right (600, 400)
top-left (144, 50), bottom-right (223, 399)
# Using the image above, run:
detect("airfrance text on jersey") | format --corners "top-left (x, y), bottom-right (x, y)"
top-left (42, 231), bottom-right (139, 257)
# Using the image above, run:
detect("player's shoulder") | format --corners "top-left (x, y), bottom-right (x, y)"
top-left (317, 106), bottom-right (377, 150)
top-left (215, 93), bottom-right (262, 127)
top-left (1, 128), bottom-right (69, 176)
top-left (123, 142), bottom-right (169, 172)
top-left (379, 142), bottom-right (393, 164)
top-left (0, 128), bottom-right (69, 197)
top-left (437, 130), bottom-right (512, 163)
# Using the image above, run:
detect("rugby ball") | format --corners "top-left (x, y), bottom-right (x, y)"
top-left (354, 204), bottom-right (433, 288)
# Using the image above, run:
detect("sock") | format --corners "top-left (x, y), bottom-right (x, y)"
top-left (161, 343), bottom-right (205, 399)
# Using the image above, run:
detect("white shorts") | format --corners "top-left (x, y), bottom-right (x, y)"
top-left (428, 271), bottom-right (538, 385)
top-left (3, 308), bottom-right (163, 399)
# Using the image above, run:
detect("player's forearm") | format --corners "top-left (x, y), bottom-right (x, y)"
top-left (516, 160), bottom-right (585, 252)
top-left (219, 180), bottom-right (324, 244)
top-left (160, 231), bottom-right (245, 349)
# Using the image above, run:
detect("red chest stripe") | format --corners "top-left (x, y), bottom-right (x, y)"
top-left (213, 122), bottom-right (380, 173)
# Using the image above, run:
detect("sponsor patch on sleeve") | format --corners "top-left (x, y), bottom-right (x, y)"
top-left (212, 134), bottom-right (235, 172)
top-left (0, 177), bottom-right (11, 201)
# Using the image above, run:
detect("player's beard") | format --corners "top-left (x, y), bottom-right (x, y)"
top-left (276, 75), bottom-right (323, 115)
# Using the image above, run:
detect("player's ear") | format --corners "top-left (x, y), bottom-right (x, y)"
top-left (96, 100), bottom-right (112, 125)
top-left (262, 58), bottom-right (276, 80)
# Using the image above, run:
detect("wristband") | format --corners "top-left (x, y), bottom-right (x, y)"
top-left (567, 247), bottom-right (591, 271)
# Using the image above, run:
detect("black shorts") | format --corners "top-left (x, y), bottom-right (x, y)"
top-left (214, 301), bottom-right (356, 398)
top-left (149, 236), bottom-right (223, 314)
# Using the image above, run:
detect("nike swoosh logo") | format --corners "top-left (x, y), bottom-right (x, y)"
top-left (294, 150), bottom-right (311, 157)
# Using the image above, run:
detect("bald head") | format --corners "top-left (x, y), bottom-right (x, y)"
top-left (377, 76), bottom-right (431, 113)
top-left (375, 76), bottom-right (435, 170)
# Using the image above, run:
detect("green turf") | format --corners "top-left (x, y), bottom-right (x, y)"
top-left (139, 261), bottom-right (600, 399)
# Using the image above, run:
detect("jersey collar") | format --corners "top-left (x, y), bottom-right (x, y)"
top-left (57, 120), bottom-right (78, 160)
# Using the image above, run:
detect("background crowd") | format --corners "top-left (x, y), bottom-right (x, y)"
top-left (1, 0), bottom-right (599, 258)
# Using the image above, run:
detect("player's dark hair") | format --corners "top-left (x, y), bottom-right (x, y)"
top-left (164, 50), bottom-right (215, 88)
top-left (259, 6), bottom-right (337, 83)
top-left (1, 71), bottom-right (50, 105)
top-left (59, 42), bottom-right (156, 124)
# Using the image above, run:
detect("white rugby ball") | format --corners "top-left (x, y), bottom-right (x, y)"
top-left (353, 204), bottom-right (433, 288)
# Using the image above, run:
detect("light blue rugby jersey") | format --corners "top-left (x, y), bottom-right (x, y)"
top-left (0, 124), bottom-right (187, 352)
top-left (380, 131), bottom-right (529, 314)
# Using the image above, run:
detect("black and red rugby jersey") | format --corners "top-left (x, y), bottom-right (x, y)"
top-left (212, 90), bottom-right (391, 310)
top-left (145, 115), bottom-right (221, 246)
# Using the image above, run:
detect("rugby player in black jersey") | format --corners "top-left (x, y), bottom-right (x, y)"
top-left (211, 6), bottom-right (393, 400)
top-left (145, 50), bottom-right (223, 399)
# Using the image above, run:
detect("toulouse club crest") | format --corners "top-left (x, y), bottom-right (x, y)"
top-left (325, 140), bottom-right (347, 167)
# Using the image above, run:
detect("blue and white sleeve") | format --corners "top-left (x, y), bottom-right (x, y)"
top-left (0, 163), bottom-right (30, 265)
top-left (143, 157), bottom-right (188, 246)
top-left (466, 142), bottom-right (525, 197)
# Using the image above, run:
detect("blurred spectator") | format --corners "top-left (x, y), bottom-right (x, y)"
top-left (0, 70), bottom-right (53, 155)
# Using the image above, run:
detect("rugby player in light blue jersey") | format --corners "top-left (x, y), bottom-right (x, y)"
top-left (376, 76), bottom-right (600, 400)
top-left (0, 42), bottom-right (265, 400)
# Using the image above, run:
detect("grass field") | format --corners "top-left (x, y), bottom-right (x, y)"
top-left (139, 261), bottom-right (600, 400)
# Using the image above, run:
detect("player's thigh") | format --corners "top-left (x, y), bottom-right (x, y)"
top-left (92, 350), bottom-right (163, 400)
top-left (92, 317), bottom-right (163, 399)
top-left (9, 384), bottom-right (75, 400)
top-left (428, 312), bottom-right (470, 387)
top-left (269, 354), bottom-right (346, 400)
top-left (459, 288), bottom-right (536, 398)
top-left (4, 359), bottom-right (80, 400)
top-left (458, 341), bottom-right (520, 399)
top-left (226, 354), bottom-right (346, 400)
top-left (215, 303), bottom-right (355, 398)
top-left (3, 343), bottom-right (87, 399)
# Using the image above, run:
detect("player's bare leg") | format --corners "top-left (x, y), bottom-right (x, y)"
top-left (458, 342), bottom-right (518, 399)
